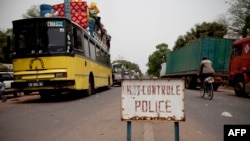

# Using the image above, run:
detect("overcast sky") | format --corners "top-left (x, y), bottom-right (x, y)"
top-left (0, 0), bottom-right (230, 73)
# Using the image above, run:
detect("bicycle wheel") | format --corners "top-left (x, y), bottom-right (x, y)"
top-left (207, 83), bottom-right (213, 100)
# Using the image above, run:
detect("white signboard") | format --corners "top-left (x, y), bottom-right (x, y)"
top-left (121, 79), bottom-right (185, 121)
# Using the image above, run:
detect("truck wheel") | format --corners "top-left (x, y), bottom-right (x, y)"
top-left (185, 77), bottom-right (191, 89)
top-left (234, 79), bottom-right (248, 97)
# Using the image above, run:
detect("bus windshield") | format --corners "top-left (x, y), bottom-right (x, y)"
top-left (13, 18), bottom-right (70, 57)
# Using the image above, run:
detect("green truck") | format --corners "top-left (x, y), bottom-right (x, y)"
top-left (162, 37), bottom-right (234, 91)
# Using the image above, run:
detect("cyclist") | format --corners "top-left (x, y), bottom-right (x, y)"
top-left (199, 57), bottom-right (215, 88)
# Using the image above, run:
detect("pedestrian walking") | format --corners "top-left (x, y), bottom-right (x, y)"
top-left (0, 78), bottom-right (7, 102)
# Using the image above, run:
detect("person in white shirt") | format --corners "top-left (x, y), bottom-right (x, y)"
top-left (199, 57), bottom-right (215, 87)
top-left (0, 78), bottom-right (7, 102)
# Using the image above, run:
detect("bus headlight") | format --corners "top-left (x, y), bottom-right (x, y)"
top-left (55, 72), bottom-right (67, 78)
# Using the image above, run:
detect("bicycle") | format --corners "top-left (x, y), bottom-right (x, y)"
top-left (200, 76), bottom-right (214, 100)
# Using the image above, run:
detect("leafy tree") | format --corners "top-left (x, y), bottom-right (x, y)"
top-left (0, 29), bottom-right (13, 63)
top-left (242, 15), bottom-right (250, 37)
top-left (173, 22), bottom-right (227, 50)
top-left (0, 31), bottom-right (5, 62)
top-left (2, 36), bottom-right (12, 63)
top-left (22, 5), bottom-right (40, 18)
top-left (226, 0), bottom-right (250, 37)
top-left (147, 43), bottom-right (171, 77)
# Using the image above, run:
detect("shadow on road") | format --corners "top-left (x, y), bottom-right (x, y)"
top-left (6, 87), bottom-right (110, 104)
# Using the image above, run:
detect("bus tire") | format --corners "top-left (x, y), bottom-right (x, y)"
top-left (185, 77), bottom-right (191, 89)
top-left (107, 76), bottom-right (111, 89)
top-left (87, 74), bottom-right (95, 96)
top-left (39, 91), bottom-right (51, 100)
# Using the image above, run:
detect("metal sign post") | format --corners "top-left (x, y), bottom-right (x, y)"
top-left (127, 121), bottom-right (131, 141)
top-left (175, 122), bottom-right (179, 141)
top-left (121, 79), bottom-right (185, 141)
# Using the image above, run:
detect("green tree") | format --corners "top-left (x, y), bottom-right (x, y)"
top-left (173, 22), bottom-right (227, 50)
top-left (2, 36), bottom-right (12, 63)
top-left (226, 0), bottom-right (250, 37)
top-left (147, 43), bottom-right (171, 77)
top-left (242, 15), bottom-right (250, 37)
top-left (0, 31), bottom-right (5, 62)
top-left (0, 29), bottom-right (14, 63)
top-left (22, 5), bottom-right (40, 18)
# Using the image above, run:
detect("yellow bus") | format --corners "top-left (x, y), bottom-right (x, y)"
top-left (11, 18), bottom-right (112, 99)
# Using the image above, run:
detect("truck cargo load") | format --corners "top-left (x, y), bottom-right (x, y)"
top-left (163, 37), bottom-right (234, 91)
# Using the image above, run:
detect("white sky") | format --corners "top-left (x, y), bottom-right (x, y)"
top-left (0, 0), bottom-right (230, 73)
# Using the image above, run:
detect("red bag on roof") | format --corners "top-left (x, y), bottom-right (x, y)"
top-left (52, 2), bottom-right (88, 29)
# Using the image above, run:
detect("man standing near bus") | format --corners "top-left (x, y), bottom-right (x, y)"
top-left (0, 78), bottom-right (7, 102)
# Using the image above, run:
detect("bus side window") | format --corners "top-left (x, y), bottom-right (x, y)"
top-left (83, 35), bottom-right (90, 57)
top-left (73, 28), bottom-right (83, 50)
top-left (89, 40), bottom-right (96, 60)
top-left (107, 54), bottom-right (111, 66)
top-left (73, 28), bottom-right (77, 49)
top-left (80, 33), bottom-right (85, 54)
top-left (102, 50), bottom-right (107, 65)
top-left (106, 53), bottom-right (111, 66)
top-left (96, 46), bottom-right (101, 62)
top-left (19, 35), bottom-right (25, 49)
top-left (77, 30), bottom-right (83, 51)
top-left (72, 27), bottom-right (85, 55)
